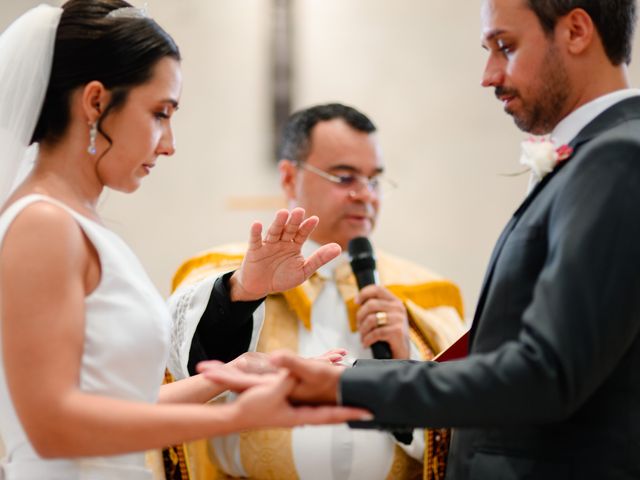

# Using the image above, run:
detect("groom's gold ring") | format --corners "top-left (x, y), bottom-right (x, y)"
top-left (375, 311), bottom-right (388, 327)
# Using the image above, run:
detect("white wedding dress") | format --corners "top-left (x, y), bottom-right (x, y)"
top-left (0, 195), bottom-right (171, 480)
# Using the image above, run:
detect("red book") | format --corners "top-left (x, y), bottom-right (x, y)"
top-left (433, 331), bottom-right (469, 362)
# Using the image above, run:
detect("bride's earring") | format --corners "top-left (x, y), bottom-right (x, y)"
top-left (87, 122), bottom-right (97, 155)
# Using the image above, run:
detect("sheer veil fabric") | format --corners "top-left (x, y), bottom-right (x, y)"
top-left (0, 3), bottom-right (61, 475)
top-left (0, 5), bottom-right (62, 206)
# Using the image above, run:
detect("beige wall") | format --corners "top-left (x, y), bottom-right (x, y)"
top-left (2, 0), bottom-right (640, 316)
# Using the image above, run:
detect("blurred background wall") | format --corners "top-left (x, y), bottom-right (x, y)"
top-left (3, 0), bottom-right (640, 319)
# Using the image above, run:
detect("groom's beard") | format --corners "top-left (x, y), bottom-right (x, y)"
top-left (496, 45), bottom-right (571, 135)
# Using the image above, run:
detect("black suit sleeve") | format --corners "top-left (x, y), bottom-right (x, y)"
top-left (187, 271), bottom-right (264, 376)
top-left (341, 137), bottom-right (640, 429)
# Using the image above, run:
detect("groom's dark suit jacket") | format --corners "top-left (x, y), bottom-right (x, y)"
top-left (341, 97), bottom-right (640, 479)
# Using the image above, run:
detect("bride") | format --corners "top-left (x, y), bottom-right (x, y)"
top-left (0, 1), bottom-right (366, 479)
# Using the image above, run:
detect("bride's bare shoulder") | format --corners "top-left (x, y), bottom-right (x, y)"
top-left (1, 200), bottom-right (87, 264)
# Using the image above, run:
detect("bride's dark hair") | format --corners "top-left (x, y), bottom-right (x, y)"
top-left (31, 0), bottom-right (181, 144)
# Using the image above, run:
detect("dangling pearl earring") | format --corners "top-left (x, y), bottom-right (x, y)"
top-left (87, 122), bottom-right (97, 155)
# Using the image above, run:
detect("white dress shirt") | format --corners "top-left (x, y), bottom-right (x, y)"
top-left (292, 241), bottom-right (424, 480)
top-left (551, 88), bottom-right (640, 146)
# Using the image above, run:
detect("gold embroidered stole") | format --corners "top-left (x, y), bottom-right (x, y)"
top-left (227, 279), bottom-right (425, 480)
top-left (167, 246), bottom-right (465, 480)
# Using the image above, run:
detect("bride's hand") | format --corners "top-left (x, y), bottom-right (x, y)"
top-left (197, 348), bottom-right (349, 397)
top-left (227, 370), bottom-right (371, 430)
top-left (228, 208), bottom-right (340, 301)
top-left (227, 351), bottom-right (277, 375)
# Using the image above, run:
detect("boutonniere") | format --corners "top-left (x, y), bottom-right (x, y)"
top-left (519, 137), bottom-right (573, 182)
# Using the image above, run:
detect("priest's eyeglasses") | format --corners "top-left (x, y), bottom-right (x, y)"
top-left (298, 162), bottom-right (397, 195)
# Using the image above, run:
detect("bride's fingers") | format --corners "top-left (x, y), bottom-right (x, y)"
top-left (263, 369), bottom-right (296, 397)
top-left (196, 360), bottom-right (225, 373)
top-left (203, 366), bottom-right (274, 392)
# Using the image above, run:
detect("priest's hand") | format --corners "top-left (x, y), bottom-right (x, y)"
top-left (312, 348), bottom-right (348, 365)
top-left (229, 208), bottom-right (341, 301)
top-left (356, 285), bottom-right (410, 359)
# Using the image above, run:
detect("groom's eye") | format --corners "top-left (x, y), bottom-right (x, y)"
top-left (496, 39), bottom-right (513, 55)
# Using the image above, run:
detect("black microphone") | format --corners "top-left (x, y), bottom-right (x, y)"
top-left (348, 236), bottom-right (414, 444)
top-left (348, 236), bottom-right (392, 359)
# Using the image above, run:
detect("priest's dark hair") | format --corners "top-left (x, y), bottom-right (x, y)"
top-left (279, 103), bottom-right (376, 164)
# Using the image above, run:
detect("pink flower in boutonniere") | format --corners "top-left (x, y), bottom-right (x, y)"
top-left (519, 137), bottom-right (573, 182)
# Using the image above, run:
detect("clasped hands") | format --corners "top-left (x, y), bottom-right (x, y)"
top-left (196, 349), bottom-right (371, 430)
top-left (216, 206), bottom-right (351, 406)
top-left (207, 207), bottom-right (409, 417)
top-left (197, 349), bottom-right (349, 407)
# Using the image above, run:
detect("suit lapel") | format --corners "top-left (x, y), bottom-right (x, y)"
top-left (470, 154), bottom-right (571, 345)
top-left (469, 95), bottom-right (640, 347)
top-left (469, 215), bottom-right (517, 345)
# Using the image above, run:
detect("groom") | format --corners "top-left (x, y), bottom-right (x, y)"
top-left (204, 0), bottom-right (640, 478)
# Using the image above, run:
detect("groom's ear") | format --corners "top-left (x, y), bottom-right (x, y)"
top-left (81, 81), bottom-right (110, 123)
top-left (557, 8), bottom-right (595, 58)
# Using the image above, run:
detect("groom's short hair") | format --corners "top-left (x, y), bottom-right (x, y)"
top-left (525, 0), bottom-right (637, 65)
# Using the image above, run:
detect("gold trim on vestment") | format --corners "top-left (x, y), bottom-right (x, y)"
top-left (344, 281), bottom-right (464, 333)
top-left (386, 444), bottom-right (424, 480)
top-left (172, 251), bottom-right (245, 292)
top-left (169, 247), bottom-right (465, 480)
top-left (280, 273), bottom-right (324, 330)
top-left (157, 370), bottom-right (193, 480)
top-left (238, 429), bottom-right (297, 479)
top-left (232, 295), bottom-right (299, 478)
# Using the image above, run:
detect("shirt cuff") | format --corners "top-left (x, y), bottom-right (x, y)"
top-left (209, 271), bottom-right (264, 326)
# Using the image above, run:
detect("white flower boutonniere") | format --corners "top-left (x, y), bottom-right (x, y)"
top-left (519, 137), bottom-right (573, 182)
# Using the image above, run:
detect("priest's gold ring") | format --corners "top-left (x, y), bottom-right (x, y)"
top-left (375, 311), bottom-right (388, 327)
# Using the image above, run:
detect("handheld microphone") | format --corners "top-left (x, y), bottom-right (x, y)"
top-left (348, 236), bottom-right (392, 359)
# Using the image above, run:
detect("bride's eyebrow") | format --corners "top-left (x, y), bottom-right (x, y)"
top-left (159, 98), bottom-right (179, 110)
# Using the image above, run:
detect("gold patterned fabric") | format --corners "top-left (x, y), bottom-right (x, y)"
top-left (386, 444), bottom-right (423, 480)
top-left (168, 244), bottom-right (466, 480)
top-left (148, 370), bottom-right (192, 480)
top-left (239, 429), bottom-right (297, 479)
top-left (425, 428), bottom-right (450, 480)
